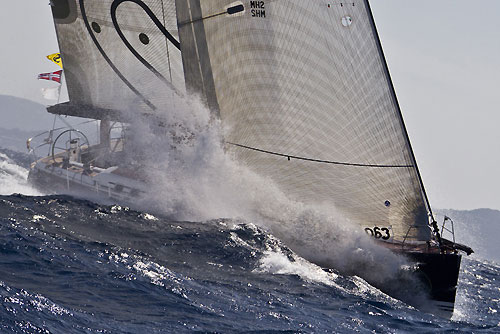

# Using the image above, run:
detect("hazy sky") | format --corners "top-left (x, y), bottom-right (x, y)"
top-left (0, 0), bottom-right (499, 211)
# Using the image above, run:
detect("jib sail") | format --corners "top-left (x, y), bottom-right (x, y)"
top-left (176, 0), bottom-right (432, 242)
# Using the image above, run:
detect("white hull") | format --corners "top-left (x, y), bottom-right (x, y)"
top-left (29, 152), bottom-right (148, 205)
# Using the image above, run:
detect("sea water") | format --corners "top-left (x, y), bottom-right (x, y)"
top-left (0, 149), bottom-right (499, 333)
top-left (1, 90), bottom-right (499, 332)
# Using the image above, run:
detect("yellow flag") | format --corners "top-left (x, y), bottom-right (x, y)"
top-left (46, 53), bottom-right (63, 69)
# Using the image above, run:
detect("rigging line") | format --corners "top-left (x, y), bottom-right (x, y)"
top-left (227, 142), bottom-right (414, 168)
top-left (57, 115), bottom-right (74, 129)
top-left (78, 0), bottom-right (156, 111)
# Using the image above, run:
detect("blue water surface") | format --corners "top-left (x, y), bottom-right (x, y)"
top-left (0, 193), bottom-right (498, 333)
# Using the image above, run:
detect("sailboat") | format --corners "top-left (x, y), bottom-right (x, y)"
top-left (29, 0), bottom-right (473, 317)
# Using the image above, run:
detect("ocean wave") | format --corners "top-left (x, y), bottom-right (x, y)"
top-left (0, 195), bottom-right (499, 332)
top-left (0, 152), bottom-right (41, 196)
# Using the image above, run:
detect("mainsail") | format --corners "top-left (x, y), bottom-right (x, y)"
top-left (48, 0), bottom-right (433, 242)
top-left (49, 0), bottom-right (184, 119)
top-left (176, 0), bottom-right (432, 242)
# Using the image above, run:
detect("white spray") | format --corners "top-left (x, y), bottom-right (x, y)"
top-left (116, 90), bottom-right (425, 300)
top-left (0, 153), bottom-right (41, 196)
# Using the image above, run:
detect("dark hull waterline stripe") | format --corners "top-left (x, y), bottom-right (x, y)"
top-left (227, 142), bottom-right (414, 168)
top-left (79, 0), bottom-right (156, 110)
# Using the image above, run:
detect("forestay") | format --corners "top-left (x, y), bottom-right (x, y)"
top-left (49, 0), bottom-right (184, 119)
top-left (177, 0), bottom-right (432, 242)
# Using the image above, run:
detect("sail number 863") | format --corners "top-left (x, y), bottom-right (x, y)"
top-left (364, 227), bottom-right (391, 240)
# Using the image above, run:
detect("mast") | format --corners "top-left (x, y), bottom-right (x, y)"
top-left (175, 0), bottom-right (220, 117)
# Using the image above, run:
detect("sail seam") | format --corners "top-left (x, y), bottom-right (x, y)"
top-left (227, 142), bottom-right (414, 168)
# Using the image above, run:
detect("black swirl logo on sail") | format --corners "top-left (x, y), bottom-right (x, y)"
top-left (110, 0), bottom-right (180, 90)
top-left (78, 0), bottom-right (156, 110)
